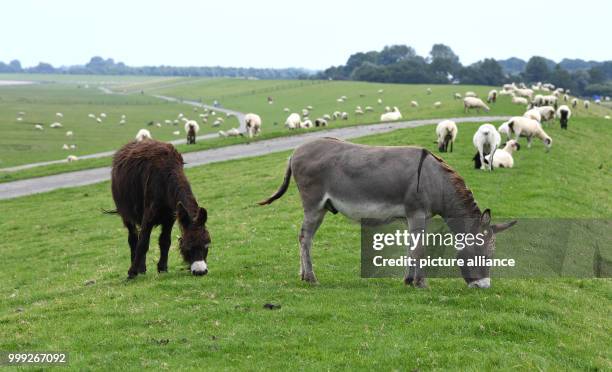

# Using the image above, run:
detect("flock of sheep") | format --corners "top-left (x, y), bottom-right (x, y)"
top-left (16, 82), bottom-right (611, 165)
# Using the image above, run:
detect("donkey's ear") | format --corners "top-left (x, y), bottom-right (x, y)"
top-left (177, 202), bottom-right (192, 227)
top-left (195, 207), bottom-right (208, 226)
top-left (480, 209), bottom-right (492, 227)
top-left (492, 220), bottom-right (517, 233)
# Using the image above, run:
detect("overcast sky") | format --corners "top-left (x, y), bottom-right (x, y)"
top-left (2, 0), bottom-right (610, 70)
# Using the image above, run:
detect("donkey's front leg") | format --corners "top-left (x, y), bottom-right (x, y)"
top-left (298, 209), bottom-right (326, 283)
top-left (128, 221), bottom-right (153, 279)
top-left (404, 215), bottom-right (429, 288)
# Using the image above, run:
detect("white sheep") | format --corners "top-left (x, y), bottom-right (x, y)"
top-left (69, 144), bottom-right (77, 150)
top-left (67, 155), bottom-right (79, 162)
top-left (584, 100), bottom-right (590, 109)
top-left (88, 113), bottom-right (96, 119)
top-left (434, 101), bottom-right (442, 108)
top-left (244, 113), bottom-right (262, 138)
top-left (135, 129), bottom-right (152, 142)
top-left (332, 111), bottom-right (342, 120)
top-left (537, 106), bottom-right (556, 122)
top-left (377, 98), bottom-right (383, 105)
top-left (341, 112), bottom-right (349, 120)
top-left (454, 93), bottom-right (462, 100)
top-left (473, 123), bottom-right (501, 171)
top-left (498, 122), bottom-right (511, 140)
top-left (487, 90), bottom-right (497, 103)
top-left (283, 107), bottom-right (290, 113)
top-left (323, 114), bottom-right (332, 121)
top-left (184, 120), bottom-right (200, 144)
top-left (96, 117), bottom-right (102, 123)
top-left (62, 144), bottom-right (69, 150)
top-left (426, 88), bottom-right (432, 95)
top-left (570, 98), bottom-right (578, 108)
top-left (218, 128), bottom-right (242, 137)
top-left (35, 124), bottom-right (44, 131)
top-left (384, 106), bottom-right (391, 113)
top-left (380, 107), bottom-right (402, 122)
top-left (435, 120), bottom-right (457, 152)
top-left (484, 140), bottom-right (520, 168)
top-left (314, 118), bottom-right (328, 127)
top-left (66, 131), bottom-right (73, 137)
top-left (300, 119), bottom-right (313, 129)
top-left (515, 88), bottom-right (534, 99)
top-left (364, 106), bottom-right (374, 112)
top-left (378, 89), bottom-right (384, 94)
top-left (50, 122), bottom-right (63, 128)
top-left (56, 112), bottom-right (63, 118)
top-left (173, 130), bottom-right (181, 135)
top-left (100, 113), bottom-right (107, 118)
top-left (285, 113), bottom-right (301, 129)
top-left (465, 91), bottom-right (477, 98)
top-left (463, 97), bottom-right (490, 113)
top-left (524, 107), bottom-right (541, 123)
top-left (505, 116), bottom-right (552, 151)
top-left (410, 100), bottom-right (419, 107)
top-left (556, 105), bottom-right (572, 129)
top-left (512, 96), bottom-right (529, 106)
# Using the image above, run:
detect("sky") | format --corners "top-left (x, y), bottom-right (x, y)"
top-left (2, 0), bottom-right (611, 70)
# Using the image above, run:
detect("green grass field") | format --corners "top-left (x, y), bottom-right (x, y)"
top-left (0, 82), bottom-right (240, 167)
top-left (1, 109), bottom-right (610, 370)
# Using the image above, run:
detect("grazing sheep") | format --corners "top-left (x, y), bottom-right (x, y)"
top-left (563, 94), bottom-right (569, 102)
top-left (377, 98), bottom-right (383, 105)
top-left (364, 106), bottom-right (374, 112)
top-left (483, 140), bottom-right (520, 168)
top-left (384, 106), bottom-right (391, 113)
top-left (306, 105), bottom-right (313, 110)
top-left (498, 90), bottom-right (512, 96)
top-left (512, 96), bottom-right (529, 106)
top-left (341, 112), bottom-right (349, 120)
top-left (155, 123), bottom-right (162, 128)
top-left (595, 99), bottom-right (601, 105)
top-left (62, 144), bottom-right (69, 150)
top-left (332, 111), bottom-right (342, 120)
top-left (16, 117), bottom-right (23, 121)
top-left (426, 88), bottom-right (432, 95)
top-left (283, 107), bottom-right (290, 113)
top-left (50, 122), bottom-right (63, 128)
top-left (35, 124), bottom-right (43, 130)
top-left (285, 113), bottom-right (301, 129)
top-left (434, 101), bottom-right (442, 108)
top-left (410, 100), bottom-right (419, 107)
top-left (605, 115), bottom-right (611, 120)
top-left (314, 118), bottom-right (328, 127)
top-left (380, 107), bottom-right (402, 122)
top-left (119, 119), bottom-right (126, 125)
top-left (498, 122), bottom-right (511, 140)
top-left (244, 113), bottom-right (262, 138)
top-left (556, 105), bottom-right (572, 129)
top-left (212, 120), bottom-right (222, 127)
top-left (465, 91), bottom-right (477, 98)
top-left (537, 106), bottom-right (556, 122)
top-left (100, 113), bottom-right (107, 118)
top-left (505, 117), bottom-right (552, 151)
top-left (300, 119), bottom-right (313, 129)
top-left (463, 97), bottom-right (490, 113)
top-left (524, 108), bottom-right (542, 122)
top-left (355, 108), bottom-right (364, 115)
top-left (184, 120), bottom-right (200, 144)
top-left (56, 112), bottom-right (63, 118)
top-left (218, 128), bottom-right (243, 137)
top-left (378, 89), bottom-right (384, 94)
top-left (337, 98), bottom-right (345, 103)
top-left (88, 113), bottom-right (96, 119)
top-left (66, 131), bottom-right (74, 137)
top-left (473, 123), bottom-right (501, 171)
top-left (302, 109), bottom-right (309, 117)
top-left (515, 88), bottom-right (534, 99)
top-left (435, 120), bottom-right (457, 153)
top-left (572, 98), bottom-right (578, 108)
top-left (584, 100), bottom-right (590, 109)
top-left (96, 117), bottom-right (102, 123)
top-left (323, 114), bottom-right (332, 121)
top-left (135, 129), bottom-right (152, 142)
top-left (173, 131), bottom-right (181, 135)
top-left (67, 155), bottom-right (79, 162)
top-left (454, 93), bottom-right (462, 100)
top-left (69, 144), bottom-right (77, 150)
top-left (487, 90), bottom-right (497, 103)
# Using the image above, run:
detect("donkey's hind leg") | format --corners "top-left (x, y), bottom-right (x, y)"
top-left (122, 219), bottom-right (138, 265)
top-left (299, 208), bottom-right (326, 284)
top-left (157, 218), bottom-right (174, 273)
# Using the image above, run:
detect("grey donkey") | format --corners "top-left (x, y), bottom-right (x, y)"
top-left (259, 137), bottom-right (516, 288)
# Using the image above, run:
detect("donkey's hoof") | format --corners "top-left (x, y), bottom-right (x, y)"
top-left (404, 276), bottom-right (414, 286)
top-left (157, 264), bottom-right (168, 273)
top-left (301, 271), bottom-right (318, 284)
top-left (414, 278), bottom-right (428, 288)
top-left (127, 269), bottom-right (138, 280)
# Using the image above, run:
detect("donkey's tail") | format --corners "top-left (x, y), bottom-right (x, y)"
top-left (258, 157), bottom-right (292, 205)
top-left (101, 208), bottom-right (118, 215)
top-left (416, 148), bottom-right (429, 192)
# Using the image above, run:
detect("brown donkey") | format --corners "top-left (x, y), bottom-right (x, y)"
top-left (109, 139), bottom-right (211, 279)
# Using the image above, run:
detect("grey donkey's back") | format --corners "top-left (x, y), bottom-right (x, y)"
top-left (258, 137), bottom-right (443, 221)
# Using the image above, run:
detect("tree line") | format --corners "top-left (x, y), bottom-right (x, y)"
top-left (316, 44), bottom-right (612, 97)
top-left (0, 57), bottom-right (312, 80)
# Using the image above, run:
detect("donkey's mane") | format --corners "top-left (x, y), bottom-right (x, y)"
top-left (428, 151), bottom-right (481, 217)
